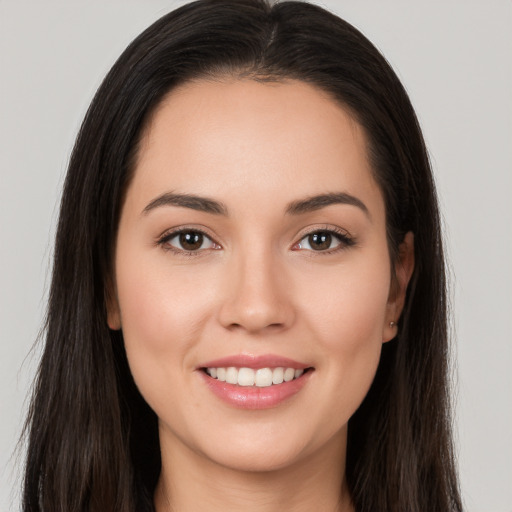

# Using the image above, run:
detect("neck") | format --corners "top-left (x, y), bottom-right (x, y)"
top-left (154, 426), bottom-right (354, 512)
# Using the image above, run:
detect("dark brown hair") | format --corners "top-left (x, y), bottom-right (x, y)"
top-left (23, 1), bottom-right (462, 510)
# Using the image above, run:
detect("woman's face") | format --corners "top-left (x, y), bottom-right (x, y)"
top-left (109, 79), bottom-right (412, 473)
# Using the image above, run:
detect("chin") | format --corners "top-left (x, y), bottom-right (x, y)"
top-left (203, 444), bottom-right (310, 474)
top-left (192, 421), bottom-right (345, 475)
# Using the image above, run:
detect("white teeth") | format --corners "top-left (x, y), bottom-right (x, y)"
top-left (283, 368), bottom-right (295, 382)
top-left (238, 367), bottom-right (255, 386)
top-left (272, 367), bottom-right (284, 384)
top-left (226, 367), bottom-right (238, 384)
top-left (255, 368), bottom-right (273, 387)
top-left (205, 366), bottom-right (307, 387)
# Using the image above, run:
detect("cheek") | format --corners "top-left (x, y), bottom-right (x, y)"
top-left (113, 250), bottom-right (217, 405)
top-left (297, 254), bottom-right (390, 414)
top-left (116, 248), bottom-right (215, 345)
top-left (300, 253), bottom-right (391, 345)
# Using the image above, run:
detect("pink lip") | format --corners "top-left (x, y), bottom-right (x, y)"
top-left (197, 353), bottom-right (313, 410)
top-left (199, 353), bottom-right (309, 370)
top-left (199, 370), bottom-right (312, 410)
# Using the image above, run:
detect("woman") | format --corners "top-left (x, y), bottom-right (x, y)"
top-left (22, 0), bottom-right (463, 510)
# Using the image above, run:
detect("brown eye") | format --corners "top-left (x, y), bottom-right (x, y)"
top-left (179, 231), bottom-right (204, 251)
top-left (295, 230), bottom-right (352, 252)
top-left (163, 230), bottom-right (219, 252)
top-left (308, 232), bottom-right (333, 251)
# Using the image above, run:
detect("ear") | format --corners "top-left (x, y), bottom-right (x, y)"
top-left (105, 277), bottom-right (122, 331)
top-left (383, 231), bottom-right (415, 342)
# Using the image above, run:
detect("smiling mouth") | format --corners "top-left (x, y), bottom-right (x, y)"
top-left (203, 366), bottom-right (313, 388)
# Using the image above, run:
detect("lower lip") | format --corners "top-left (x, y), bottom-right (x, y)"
top-left (199, 370), bottom-right (313, 410)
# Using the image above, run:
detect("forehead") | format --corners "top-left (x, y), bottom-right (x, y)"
top-left (129, 78), bottom-right (384, 220)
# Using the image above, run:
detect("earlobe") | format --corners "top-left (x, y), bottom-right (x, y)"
top-left (105, 280), bottom-right (122, 331)
top-left (107, 304), bottom-right (121, 331)
top-left (383, 231), bottom-right (415, 342)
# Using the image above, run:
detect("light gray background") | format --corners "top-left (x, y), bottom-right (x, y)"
top-left (1, 1), bottom-right (511, 510)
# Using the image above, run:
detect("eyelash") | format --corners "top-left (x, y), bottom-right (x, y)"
top-left (294, 226), bottom-right (356, 255)
top-left (156, 227), bottom-right (219, 257)
top-left (156, 226), bottom-right (356, 256)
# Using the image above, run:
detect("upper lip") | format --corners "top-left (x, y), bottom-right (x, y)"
top-left (199, 353), bottom-right (310, 370)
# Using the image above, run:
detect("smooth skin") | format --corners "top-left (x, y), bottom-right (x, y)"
top-left (108, 79), bottom-right (414, 512)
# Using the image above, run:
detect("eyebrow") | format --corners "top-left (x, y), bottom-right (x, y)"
top-left (285, 192), bottom-right (370, 218)
top-left (142, 192), bottom-right (228, 216)
top-left (142, 191), bottom-right (369, 218)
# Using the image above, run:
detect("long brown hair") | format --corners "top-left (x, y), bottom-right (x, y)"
top-left (23, 1), bottom-right (462, 510)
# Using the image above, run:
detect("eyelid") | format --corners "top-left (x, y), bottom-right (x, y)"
top-left (296, 223), bottom-right (352, 238)
top-left (292, 225), bottom-right (356, 253)
top-left (155, 224), bottom-right (355, 256)
top-left (156, 225), bottom-right (222, 255)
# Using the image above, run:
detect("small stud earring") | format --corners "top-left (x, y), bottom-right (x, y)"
top-left (389, 321), bottom-right (396, 328)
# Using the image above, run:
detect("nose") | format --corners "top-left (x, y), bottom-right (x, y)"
top-left (217, 249), bottom-right (295, 334)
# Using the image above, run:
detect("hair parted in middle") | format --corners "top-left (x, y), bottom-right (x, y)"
top-left (22, 1), bottom-right (462, 511)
